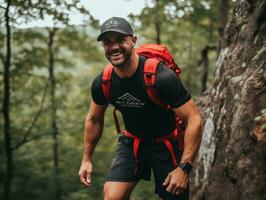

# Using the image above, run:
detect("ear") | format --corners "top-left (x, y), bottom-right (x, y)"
top-left (132, 36), bottom-right (137, 46)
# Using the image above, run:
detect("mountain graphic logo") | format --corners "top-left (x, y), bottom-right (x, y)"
top-left (105, 19), bottom-right (120, 27)
top-left (116, 93), bottom-right (145, 108)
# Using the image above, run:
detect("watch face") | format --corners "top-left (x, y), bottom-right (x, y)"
top-left (179, 162), bottom-right (193, 173)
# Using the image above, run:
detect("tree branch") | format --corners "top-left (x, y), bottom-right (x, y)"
top-left (12, 82), bottom-right (49, 151)
top-left (13, 132), bottom-right (51, 151)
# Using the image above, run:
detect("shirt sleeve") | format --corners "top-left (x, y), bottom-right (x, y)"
top-left (155, 63), bottom-right (191, 108)
top-left (91, 72), bottom-right (108, 105)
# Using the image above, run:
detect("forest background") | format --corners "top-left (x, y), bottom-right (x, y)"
top-left (1, 0), bottom-right (265, 200)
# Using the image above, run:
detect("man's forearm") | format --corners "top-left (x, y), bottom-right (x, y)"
top-left (180, 114), bottom-right (203, 164)
top-left (82, 117), bottom-right (104, 162)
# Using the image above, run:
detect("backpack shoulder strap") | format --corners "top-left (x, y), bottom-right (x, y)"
top-left (143, 58), bottom-right (168, 108)
top-left (102, 64), bottom-right (114, 101)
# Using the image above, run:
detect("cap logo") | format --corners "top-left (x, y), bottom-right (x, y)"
top-left (105, 18), bottom-right (120, 27)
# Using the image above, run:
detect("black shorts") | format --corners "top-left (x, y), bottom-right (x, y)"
top-left (106, 135), bottom-right (189, 200)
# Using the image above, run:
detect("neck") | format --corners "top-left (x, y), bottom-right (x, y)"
top-left (113, 51), bottom-right (139, 78)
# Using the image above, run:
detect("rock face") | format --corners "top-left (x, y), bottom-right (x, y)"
top-left (191, 1), bottom-right (266, 200)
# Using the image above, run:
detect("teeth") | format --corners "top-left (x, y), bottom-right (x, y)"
top-left (111, 53), bottom-right (121, 56)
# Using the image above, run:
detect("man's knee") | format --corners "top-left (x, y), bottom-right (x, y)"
top-left (103, 184), bottom-right (129, 200)
top-left (103, 182), bottom-right (136, 200)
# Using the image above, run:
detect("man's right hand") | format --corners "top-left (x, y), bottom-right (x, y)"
top-left (78, 161), bottom-right (93, 187)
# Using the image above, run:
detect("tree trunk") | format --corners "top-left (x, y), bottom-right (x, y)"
top-left (199, 45), bottom-right (216, 94)
top-left (200, 46), bottom-right (209, 94)
top-left (154, 0), bottom-right (161, 44)
top-left (217, 0), bottom-right (229, 54)
top-left (191, 1), bottom-right (266, 199)
top-left (48, 27), bottom-right (61, 200)
top-left (3, 1), bottom-right (12, 200)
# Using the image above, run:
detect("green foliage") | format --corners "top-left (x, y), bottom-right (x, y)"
top-left (1, 20), bottom-right (106, 199)
top-left (129, 0), bottom-right (222, 97)
top-left (0, 0), bottom-right (233, 199)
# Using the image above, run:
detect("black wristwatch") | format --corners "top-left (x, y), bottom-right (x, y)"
top-left (178, 162), bottom-right (193, 174)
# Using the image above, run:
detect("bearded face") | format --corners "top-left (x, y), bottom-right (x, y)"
top-left (101, 32), bottom-right (136, 68)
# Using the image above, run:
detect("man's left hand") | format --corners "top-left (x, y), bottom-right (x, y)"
top-left (162, 167), bottom-right (189, 195)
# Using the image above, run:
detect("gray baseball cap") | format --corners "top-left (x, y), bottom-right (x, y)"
top-left (97, 17), bottom-right (133, 41)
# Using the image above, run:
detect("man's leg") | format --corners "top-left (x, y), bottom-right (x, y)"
top-left (103, 181), bottom-right (138, 200)
top-left (104, 136), bottom-right (151, 199)
top-left (144, 140), bottom-right (189, 200)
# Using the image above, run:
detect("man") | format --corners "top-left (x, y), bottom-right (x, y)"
top-left (79, 17), bottom-right (203, 200)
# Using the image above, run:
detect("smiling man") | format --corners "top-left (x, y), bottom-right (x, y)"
top-left (78, 17), bottom-right (203, 200)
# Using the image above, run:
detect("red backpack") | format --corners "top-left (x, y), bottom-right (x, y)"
top-left (101, 44), bottom-right (186, 151)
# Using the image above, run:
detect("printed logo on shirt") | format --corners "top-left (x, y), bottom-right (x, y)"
top-left (116, 93), bottom-right (145, 108)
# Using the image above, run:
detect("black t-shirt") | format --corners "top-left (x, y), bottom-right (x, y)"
top-left (91, 56), bottom-right (191, 138)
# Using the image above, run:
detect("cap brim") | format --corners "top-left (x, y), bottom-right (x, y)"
top-left (97, 29), bottom-right (132, 41)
